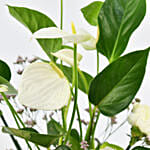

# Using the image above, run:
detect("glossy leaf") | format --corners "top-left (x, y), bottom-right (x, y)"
top-left (47, 118), bottom-right (65, 135)
top-left (89, 49), bottom-right (149, 116)
top-left (57, 64), bottom-right (93, 94)
top-left (2, 127), bottom-right (62, 148)
top-left (69, 129), bottom-right (81, 150)
top-left (100, 142), bottom-right (123, 150)
top-left (8, 6), bottom-right (62, 59)
top-left (0, 60), bottom-right (11, 81)
top-left (55, 145), bottom-right (71, 150)
top-left (97, 0), bottom-right (146, 62)
top-left (132, 147), bottom-right (150, 150)
top-left (0, 76), bottom-right (17, 95)
top-left (81, 1), bottom-right (103, 26)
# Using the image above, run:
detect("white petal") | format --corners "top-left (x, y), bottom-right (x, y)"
top-left (81, 36), bottom-right (96, 50)
top-left (51, 49), bottom-right (82, 66)
top-left (33, 27), bottom-right (69, 39)
top-left (18, 62), bottom-right (70, 111)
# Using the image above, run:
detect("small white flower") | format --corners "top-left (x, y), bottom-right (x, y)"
top-left (33, 27), bottom-right (96, 50)
top-left (18, 62), bottom-right (70, 111)
top-left (0, 84), bottom-right (8, 92)
top-left (128, 103), bottom-right (150, 136)
top-left (51, 49), bottom-right (82, 66)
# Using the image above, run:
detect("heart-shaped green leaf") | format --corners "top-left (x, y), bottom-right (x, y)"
top-left (97, 0), bottom-right (146, 62)
top-left (2, 127), bottom-right (62, 148)
top-left (0, 76), bottom-right (17, 95)
top-left (89, 49), bottom-right (149, 116)
top-left (132, 147), bottom-right (150, 150)
top-left (0, 60), bottom-right (11, 81)
top-left (8, 6), bottom-right (62, 59)
top-left (81, 1), bottom-right (103, 26)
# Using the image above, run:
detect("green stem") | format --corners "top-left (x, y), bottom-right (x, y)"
top-left (0, 111), bottom-right (22, 150)
top-left (77, 102), bottom-right (82, 140)
top-left (78, 69), bottom-right (92, 119)
top-left (1, 92), bottom-right (33, 150)
top-left (64, 44), bottom-right (78, 144)
top-left (97, 50), bottom-right (99, 73)
top-left (60, 0), bottom-right (63, 30)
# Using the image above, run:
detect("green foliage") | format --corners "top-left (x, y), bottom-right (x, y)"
top-left (100, 142), bottom-right (123, 150)
top-left (2, 127), bottom-right (62, 148)
top-left (96, 0), bottom-right (146, 62)
top-left (55, 145), bottom-right (71, 150)
top-left (8, 6), bottom-right (62, 60)
top-left (0, 60), bottom-right (11, 81)
top-left (89, 49), bottom-right (149, 116)
top-left (81, 1), bottom-right (103, 26)
top-left (0, 76), bottom-right (17, 95)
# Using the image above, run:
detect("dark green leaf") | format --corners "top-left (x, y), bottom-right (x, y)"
top-left (21, 127), bottom-right (39, 133)
top-left (89, 49), bottom-right (149, 116)
top-left (69, 129), bottom-right (81, 150)
top-left (2, 127), bottom-right (62, 148)
top-left (0, 76), bottom-right (17, 95)
top-left (97, 0), bottom-right (146, 62)
top-left (0, 110), bottom-right (2, 116)
top-left (55, 145), bottom-right (71, 150)
top-left (0, 60), bottom-right (11, 81)
top-left (57, 64), bottom-right (93, 94)
top-left (8, 6), bottom-right (62, 59)
top-left (47, 118), bottom-right (65, 135)
top-left (81, 1), bottom-right (103, 26)
top-left (132, 147), bottom-right (150, 150)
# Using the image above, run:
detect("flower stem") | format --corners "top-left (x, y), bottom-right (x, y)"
top-left (0, 92), bottom-right (33, 150)
top-left (0, 111), bottom-right (22, 150)
top-left (64, 43), bottom-right (78, 144)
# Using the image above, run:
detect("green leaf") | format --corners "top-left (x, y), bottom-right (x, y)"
top-left (0, 110), bottom-right (2, 116)
top-left (97, 0), bottom-right (146, 62)
top-left (100, 142), bottom-right (123, 150)
top-left (132, 147), bottom-right (150, 150)
top-left (55, 145), bottom-right (71, 150)
top-left (69, 129), bottom-right (81, 150)
top-left (89, 49), bottom-right (149, 116)
top-left (0, 76), bottom-right (17, 95)
top-left (8, 6), bottom-right (62, 59)
top-left (2, 127), bottom-right (62, 148)
top-left (81, 1), bottom-right (103, 26)
top-left (57, 64), bottom-right (93, 94)
top-left (47, 118), bottom-right (65, 135)
top-left (0, 60), bottom-right (11, 81)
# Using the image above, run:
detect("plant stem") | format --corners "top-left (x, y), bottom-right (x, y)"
top-left (77, 103), bottom-right (82, 140)
top-left (0, 92), bottom-right (33, 150)
top-left (0, 111), bottom-right (22, 150)
top-left (64, 43), bottom-right (78, 144)
top-left (97, 50), bottom-right (99, 73)
top-left (60, 0), bottom-right (63, 30)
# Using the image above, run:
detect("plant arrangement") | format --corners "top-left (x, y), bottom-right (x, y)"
top-left (0, 0), bottom-right (150, 150)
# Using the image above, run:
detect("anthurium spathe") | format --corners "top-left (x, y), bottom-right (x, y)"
top-left (51, 49), bottom-right (82, 66)
top-left (0, 84), bottom-right (8, 92)
top-left (18, 62), bottom-right (70, 110)
top-left (33, 27), bottom-right (96, 50)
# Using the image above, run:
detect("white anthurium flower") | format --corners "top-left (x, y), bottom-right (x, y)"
top-left (33, 27), bottom-right (96, 50)
top-left (0, 84), bottom-right (8, 92)
top-left (51, 49), bottom-right (83, 66)
top-left (128, 103), bottom-right (150, 136)
top-left (18, 62), bottom-right (70, 111)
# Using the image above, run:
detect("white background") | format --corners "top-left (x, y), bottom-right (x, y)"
top-left (0, 0), bottom-right (150, 149)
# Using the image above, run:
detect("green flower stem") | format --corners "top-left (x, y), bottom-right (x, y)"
top-left (60, 0), bottom-right (63, 30)
top-left (77, 105), bottom-right (82, 140)
top-left (0, 92), bottom-right (33, 150)
top-left (0, 110), bottom-right (22, 150)
top-left (78, 69), bottom-right (92, 119)
top-left (64, 43), bottom-right (78, 144)
top-left (97, 50), bottom-right (99, 73)
top-left (85, 107), bottom-right (97, 145)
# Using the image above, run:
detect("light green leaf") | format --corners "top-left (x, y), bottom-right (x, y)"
top-left (2, 127), bottom-right (62, 148)
top-left (81, 1), bottom-right (103, 26)
top-left (8, 6), bottom-right (62, 59)
top-left (97, 0), bottom-right (146, 62)
top-left (0, 76), bottom-right (17, 95)
top-left (89, 49), bottom-right (149, 116)
top-left (100, 142), bottom-right (123, 150)
top-left (0, 60), bottom-right (11, 81)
